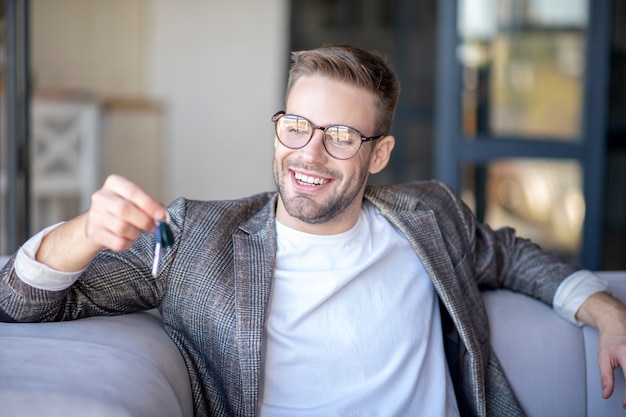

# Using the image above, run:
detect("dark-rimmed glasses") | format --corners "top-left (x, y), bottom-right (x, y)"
top-left (271, 111), bottom-right (384, 160)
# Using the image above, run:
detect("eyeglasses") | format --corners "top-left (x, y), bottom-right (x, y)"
top-left (271, 111), bottom-right (384, 160)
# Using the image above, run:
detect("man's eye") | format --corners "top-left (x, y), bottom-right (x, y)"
top-left (326, 127), bottom-right (354, 145)
top-left (329, 135), bottom-right (350, 144)
top-left (284, 122), bottom-right (306, 134)
top-left (291, 127), bottom-right (308, 134)
top-left (285, 120), bottom-right (309, 133)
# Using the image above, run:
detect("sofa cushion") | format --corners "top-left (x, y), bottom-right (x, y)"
top-left (0, 310), bottom-right (194, 417)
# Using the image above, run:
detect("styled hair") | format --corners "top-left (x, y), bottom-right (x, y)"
top-left (286, 44), bottom-right (400, 135)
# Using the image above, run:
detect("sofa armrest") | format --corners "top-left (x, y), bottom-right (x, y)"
top-left (0, 310), bottom-right (194, 417)
top-left (483, 271), bottom-right (626, 417)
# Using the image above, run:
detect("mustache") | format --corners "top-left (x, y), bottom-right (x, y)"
top-left (282, 158), bottom-right (339, 179)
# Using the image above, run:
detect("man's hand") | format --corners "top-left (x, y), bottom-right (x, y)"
top-left (576, 291), bottom-right (626, 408)
top-left (35, 175), bottom-right (166, 272)
top-left (85, 175), bottom-right (166, 252)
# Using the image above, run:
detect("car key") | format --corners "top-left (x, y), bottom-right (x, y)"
top-left (152, 215), bottom-right (174, 277)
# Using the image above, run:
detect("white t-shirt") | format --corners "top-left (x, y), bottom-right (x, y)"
top-left (259, 202), bottom-right (460, 416)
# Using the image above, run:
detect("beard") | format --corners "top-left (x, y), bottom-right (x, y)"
top-left (272, 156), bottom-right (369, 226)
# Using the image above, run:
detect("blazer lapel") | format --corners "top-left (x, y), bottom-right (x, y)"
top-left (232, 197), bottom-right (278, 416)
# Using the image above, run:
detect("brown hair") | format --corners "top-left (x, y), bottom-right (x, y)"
top-left (286, 44), bottom-right (400, 135)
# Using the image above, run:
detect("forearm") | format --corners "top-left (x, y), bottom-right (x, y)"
top-left (4, 225), bottom-right (161, 321)
top-left (35, 212), bottom-right (102, 273)
top-left (1, 251), bottom-right (74, 322)
top-left (1, 217), bottom-right (99, 321)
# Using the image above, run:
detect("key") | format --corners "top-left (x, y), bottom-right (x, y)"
top-left (151, 240), bottom-right (162, 278)
top-left (151, 216), bottom-right (174, 277)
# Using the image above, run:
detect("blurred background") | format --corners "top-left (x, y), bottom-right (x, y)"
top-left (0, 0), bottom-right (625, 270)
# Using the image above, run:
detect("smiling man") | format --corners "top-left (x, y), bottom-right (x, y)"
top-left (2, 45), bottom-right (626, 417)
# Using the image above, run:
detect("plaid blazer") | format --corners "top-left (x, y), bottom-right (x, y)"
top-left (0, 180), bottom-right (579, 416)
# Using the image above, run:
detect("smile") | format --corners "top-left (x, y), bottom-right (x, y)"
top-left (294, 172), bottom-right (329, 186)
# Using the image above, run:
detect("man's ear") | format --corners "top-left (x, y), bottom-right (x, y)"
top-left (369, 135), bottom-right (395, 174)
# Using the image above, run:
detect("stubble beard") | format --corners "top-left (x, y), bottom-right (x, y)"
top-left (272, 157), bottom-right (369, 225)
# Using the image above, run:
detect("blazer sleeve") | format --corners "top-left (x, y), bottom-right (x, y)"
top-left (0, 199), bottom-right (188, 323)
top-left (438, 181), bottom-right (580, 306)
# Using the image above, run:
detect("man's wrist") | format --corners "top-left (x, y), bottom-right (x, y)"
top-left (553, 270), bottom-right (611, 326)
top-left (15, 222), bottom-right (84, 291)
top-left (576, 291), bottom-right (626, 332)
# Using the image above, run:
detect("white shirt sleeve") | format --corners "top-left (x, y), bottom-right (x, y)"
top-left (553, 269), bottom-right (610, 326)
top-left (14, 222), bottom-right (84, 291)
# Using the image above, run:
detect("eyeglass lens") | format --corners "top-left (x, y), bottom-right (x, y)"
top-left (275, 114), bottom-right (363, 159)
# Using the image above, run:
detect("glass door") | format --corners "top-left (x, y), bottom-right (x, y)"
top-left (1, 0), bottom-right (30, 255)
top-left (435, 0), bottom-right (612, 269)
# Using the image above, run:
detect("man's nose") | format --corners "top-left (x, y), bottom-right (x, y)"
top-left (300, 128), bottom-right (328, 161)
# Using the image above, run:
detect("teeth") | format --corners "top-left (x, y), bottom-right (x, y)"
top-left (295, 172), bottom-right (329, 186)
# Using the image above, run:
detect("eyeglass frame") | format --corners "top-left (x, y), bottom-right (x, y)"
top-left (271, 111), bottom-right (385, 160)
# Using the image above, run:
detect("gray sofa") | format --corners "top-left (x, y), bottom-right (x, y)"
top-left (1, 255), bottom-right (625, 416)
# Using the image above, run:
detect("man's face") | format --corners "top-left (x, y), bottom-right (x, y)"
top-left (273, 75), bottom-right (383, 234)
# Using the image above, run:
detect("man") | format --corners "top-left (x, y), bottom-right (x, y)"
top-left (1, 45), bottom-right (626, 416)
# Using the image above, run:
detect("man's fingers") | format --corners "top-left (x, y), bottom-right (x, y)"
top-left (85, 175), bottom-right (167, 252)
top-left (90, 190), bottom-right (150, 233)
top-left (87, 224), bottom-right (135, 253)
top-left (102, 175), bottom-right (166, 222)
top-left (621, 367), bottom-right (626, 408)
top-left (599, 356), bottom-right (615, 399)
top-left (614, 353), bottom-right (626, 407)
